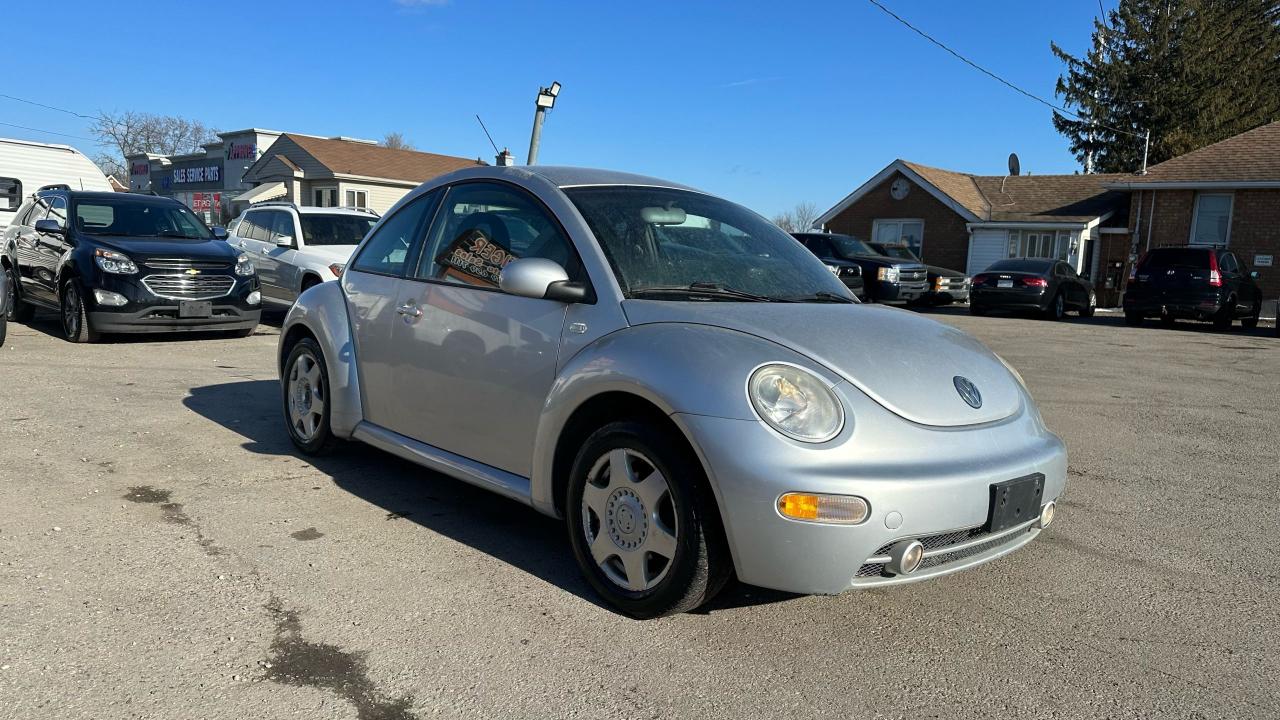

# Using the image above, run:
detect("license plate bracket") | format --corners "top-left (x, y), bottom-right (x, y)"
top-left (986, 474), bottom-right (1044, 532)
top-left (997, 279), bottom-right (1014, 288)
top-left (179, 300), bottom-right (212, 318)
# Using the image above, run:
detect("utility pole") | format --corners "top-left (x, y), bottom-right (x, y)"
top-left (526, 81), bottom-right (561, 165)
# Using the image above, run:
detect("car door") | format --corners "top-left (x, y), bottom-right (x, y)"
top-left (343, 189), bottom-right (442, 429)
top-left (249, 210), bottom-right (293, 301)
top-left (29, 196), bottom-right (72, 304)
top-left (385, 181), bottom-right (582, 478)
top-left (1057, 262), bottom-right (1083, 307)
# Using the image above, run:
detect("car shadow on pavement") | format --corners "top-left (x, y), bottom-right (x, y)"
top-left (183, 380), bottom-right (797, 615)
top-left (19, 308), bottom-right (268, 343)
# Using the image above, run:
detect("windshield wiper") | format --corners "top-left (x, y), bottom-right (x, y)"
top-left (785, 291), bottom-right (858, 304)
top-left (628, 282), bottom-right (774, 302)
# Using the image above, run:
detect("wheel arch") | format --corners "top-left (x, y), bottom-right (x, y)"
top-left (278, 281), bottom-right (363, 438)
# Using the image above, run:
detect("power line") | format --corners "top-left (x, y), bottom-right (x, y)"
top-left (0, 92), bottom-right (99, 121)
top-left (0, 120), bottom-right (95, 142)
top-left (865, 0), bottom-right (1145, 139)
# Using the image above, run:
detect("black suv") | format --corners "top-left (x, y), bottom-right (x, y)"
top-left (792, 232), bottom-right (928, 303)
top-left (1123, 247), bottom-right (1262, 330)
top-left (1, 188), bottom-right (261, 342)
top-left (869, 242), bottom-right (970, 306)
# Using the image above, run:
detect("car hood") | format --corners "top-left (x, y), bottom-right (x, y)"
top-left (94, 236), bottom-right (241, 261)
top-left (621, 300), bottom-right (1023, 427)
top-left (929, 265), bottom-right (967, 278)
top-left (298, 245), bottom-right (358, 265)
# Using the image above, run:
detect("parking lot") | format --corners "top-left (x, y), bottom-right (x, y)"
top-left (1, 306), bottom-right (1277, 720)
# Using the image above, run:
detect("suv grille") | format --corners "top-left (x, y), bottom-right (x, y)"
top-left (143, 258), bottom-right (232, 271)
top-left (142, 274), bottom-right (235, 300)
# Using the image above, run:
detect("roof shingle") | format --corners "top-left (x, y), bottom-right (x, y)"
top-left (1117, 120), bottom-right (1280, 184)
top-left (903, 160), bottom-right (1126, 223)
top-left (284, 134), bottom-right (484, 183)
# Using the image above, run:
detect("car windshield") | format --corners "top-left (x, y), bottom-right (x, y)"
top-left (565, 186), bottom-right (850, 301)
top-left (299, 214), bottom-right (379, 246)
top-left (1140, 248), bottom-right (1210, 269)
top-left (73, 199), bottom-right (212, 239)
top-left (871, 243), bottom-right (919, 261)
top-left (986, 259), bottom-right (1052, 273)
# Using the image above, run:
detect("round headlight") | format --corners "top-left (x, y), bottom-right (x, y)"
top-left (748, 364), bottom-right (844, 443)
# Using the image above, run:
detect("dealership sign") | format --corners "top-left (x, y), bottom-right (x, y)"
top-left (190, 192), bottom-right (222, 212)
top-left (173, 165), bottom-right (221, 184)
top-left (130, 162), bottom-right (150, 176)
top-left (226, 143), bottom-right (257, 160)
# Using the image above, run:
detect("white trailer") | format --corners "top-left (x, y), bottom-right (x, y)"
top-left (1, 137), bottom-right (113, 227)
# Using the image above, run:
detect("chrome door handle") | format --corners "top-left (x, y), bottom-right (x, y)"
top-left (396, 304), bottom-right (422, 318)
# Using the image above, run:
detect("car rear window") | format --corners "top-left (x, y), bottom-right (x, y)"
top-left (1140, 248), bottom-right (1211, 269)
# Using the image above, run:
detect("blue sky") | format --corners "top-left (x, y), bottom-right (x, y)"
top-left (2, 0), bottom-right (1106, 216)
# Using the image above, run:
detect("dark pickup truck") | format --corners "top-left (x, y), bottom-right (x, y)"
top-left (792, 232), bottom-right (928, 304)
top-left (1123, 247), bottom-right (1263, 330)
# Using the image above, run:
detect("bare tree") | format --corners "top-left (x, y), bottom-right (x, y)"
top-left (771, 201), bottom-right (821, 232)
top-left (382, 132), bottom-right (415, 150)
top-left (91, 110), bottom-right (218, 178)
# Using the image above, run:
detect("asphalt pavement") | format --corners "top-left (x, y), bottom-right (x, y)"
top-left (1, 306), bottom-right (1277, 719)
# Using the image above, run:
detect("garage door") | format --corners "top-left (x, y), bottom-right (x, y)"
top-left (967, 230), bottom-right (1007, 276)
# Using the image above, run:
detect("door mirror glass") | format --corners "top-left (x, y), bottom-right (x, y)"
top-left (499, 257), bottom-right (584, 302)
top-left (211, 226), bottom-right (228, 239)
top-left (34, 218), bottom-right (65, 235)
top-left (275, 235), bottom-right (294, 248)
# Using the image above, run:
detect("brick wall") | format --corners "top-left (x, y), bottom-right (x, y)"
top-left (824, 171), bottom-right (972, 272)
top-left (1126, 188), bottom-right (1280, 298)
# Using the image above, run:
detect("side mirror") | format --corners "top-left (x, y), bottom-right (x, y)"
top-left (211, 226), bottom-right (228, 240)
top-left (275, 235), bottom-right (295, 248)
top-left (34, 219), bottom-right (65, 235)
top-left (499, 257), bottom-right (587, 302)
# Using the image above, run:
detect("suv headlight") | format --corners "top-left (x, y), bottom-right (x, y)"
top-left (877, 266), bottom-right (900, 283)
top-left (94, 248), bottom-right (137, 275)
top-left (235, 254), bottom-right (256, 276)
top-left (748, 364), bottom-right (845, 443)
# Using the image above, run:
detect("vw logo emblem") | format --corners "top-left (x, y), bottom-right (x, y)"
top-left (953, 376), bottom-right (982, 409)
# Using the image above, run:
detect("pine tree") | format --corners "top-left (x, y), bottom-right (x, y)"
top-left (1051, 0), bottom-right (1280, 174)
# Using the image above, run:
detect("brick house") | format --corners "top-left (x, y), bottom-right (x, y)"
top-left (1103, 120), bottom-right (1280, 302)
top-left (816, 160), bottom-right (1130, 296)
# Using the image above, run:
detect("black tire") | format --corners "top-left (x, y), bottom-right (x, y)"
top-left (5, 265), bottom-right (33, 323)
top-left (1124, 310), bottom-right (1143, 327)
top-left (1241, 301), bottom-right (1260, 330)
top-left (968, 303), bottom-right (986, 316)
top-left (1043, 292), bottom-right (1065, 321)
top-left (61, 280), bottom-right (100, 343)
top-left (0, 313), bottom-right (6, 347)
top-left (282, 337), bottom-right (338, 455)
top-left (565, 421), bottom-right (730, 619)
top-left (1211, 298), bottom-right (1234, 330)
top-left (1079, 291), bottom-right (1096, 318)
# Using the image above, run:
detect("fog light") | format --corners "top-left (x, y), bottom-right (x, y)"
top-left (886, 539), bottom-right (924, 575)
top-left (247, 291), bottom-right (261, 306)
top-left (777, 492), bottom-right (869, 525)
top-left (1036, 501), bottom-right (1056, 529)
top-left (92, 289), bottom-right (127, 307)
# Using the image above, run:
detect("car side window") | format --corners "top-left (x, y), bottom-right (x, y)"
top-left (349, 190), bottom-right (439, 277)
top-left (269, 211), bottom-right (295, 244)
top-left (45, 197), bottom-right (68, 228)
top-left (418, 182), bottom-right (582, 288)
top-left (0, 178), bottom-right (21, 212)
top-left (1219, 253), bottom-right (1238, 274)
top-left (804, 236), bottom-right (833, 258)
top-left (11, 200), bottom-right (35, 226)
top-left (246, 212), bottom-right (271, 242)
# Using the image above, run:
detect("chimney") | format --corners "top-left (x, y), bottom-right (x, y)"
top-left (495, 148), bottom-right (515, 167)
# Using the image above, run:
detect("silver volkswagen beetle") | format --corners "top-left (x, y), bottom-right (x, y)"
top-left (278, 166), bottom-right (1066, 618)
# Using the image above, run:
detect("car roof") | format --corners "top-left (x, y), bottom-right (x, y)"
top-left (42, 190), bottom-right (182, 205)
top-left (293, 206), bottom-right (379, 217)
top-left (437, 165), bottom-right (703, 193)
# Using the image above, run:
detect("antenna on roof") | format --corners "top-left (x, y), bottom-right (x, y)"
top-left (1008, 152), bottom-right (1021, 176)
top-left (475, 115), bottom-right (500, 155)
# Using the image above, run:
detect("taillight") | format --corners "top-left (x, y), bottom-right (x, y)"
top-left (972, 274), bottom-right (989, 286)
top-left (1021, 277), bottom-right (1048, 288)
top-left (1207, 252), bottom-right (1222, 287)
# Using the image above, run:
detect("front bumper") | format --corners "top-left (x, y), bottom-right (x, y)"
top-left (86, 272), bottom-right (261, 333)
top-left (875, 279), bottom-right (928, 303)
top-left (674, 381), bottom-right (1066, 595)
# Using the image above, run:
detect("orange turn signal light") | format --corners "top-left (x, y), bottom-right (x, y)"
top-left (777, 492), bottom-right (869, 524)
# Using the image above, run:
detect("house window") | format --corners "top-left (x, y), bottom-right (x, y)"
top-left (344, 189), bottom-right (368, 208)
top-left (872, 219), bottom-right (924, 257)
top-left (1190, 193), bottom-right (1232, 246)
top-left (0, 177), bottom-right (21, 211)
top-left (313, 187), bottom-right (337, 207)
top-left (1010, 230), bottom-right (1073, 260)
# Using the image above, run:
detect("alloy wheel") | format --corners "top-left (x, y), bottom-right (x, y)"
top-left (62, 285), bottom-right (81, 338)
top-left (287, 352), bottom-right (326, 442)
top-left (580, 448), bottom-right (679, 592)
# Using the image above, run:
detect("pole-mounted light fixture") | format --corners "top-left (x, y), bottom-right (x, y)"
top-left (527, 81), bottom-right (561, 165)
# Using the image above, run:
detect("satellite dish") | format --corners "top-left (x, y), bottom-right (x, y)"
top-left (1008, 153), bottom-right (1021, 176)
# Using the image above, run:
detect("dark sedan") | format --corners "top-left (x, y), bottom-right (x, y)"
top-left (970, 258), bottom-right (1096, 320)
top-left (869, 242), bottom-right (970, 306)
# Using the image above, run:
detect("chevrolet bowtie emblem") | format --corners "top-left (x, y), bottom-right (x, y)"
top-left (185, 268), bottom-right (201, 275)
